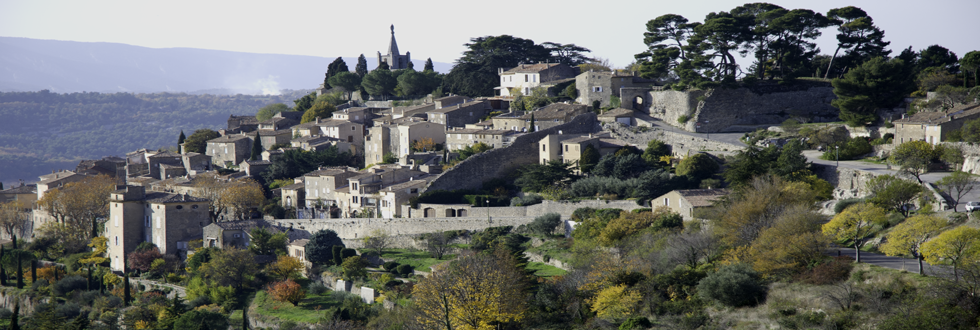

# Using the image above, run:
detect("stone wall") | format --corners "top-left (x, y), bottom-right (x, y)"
top-left (622, 82), bottom-right (838, 133)
top-left (424, 113), bottom-right (599, 192)
top-left (270, 200), bottom-right (646, 240)
top-left (603, 122), bottom-right (747, 155)
top-left (812, 164), bottom-right (884, 199)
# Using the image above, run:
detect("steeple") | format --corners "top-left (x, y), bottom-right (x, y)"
top-left (387, 24), bottom-right (400, 57)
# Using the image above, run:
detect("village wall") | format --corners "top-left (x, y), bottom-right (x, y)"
top-left (424, 113), bottom-right (599, 192)
top-left (622, 82), bottom-right (838, 133)
top-left (812, 164), bottom-right (884, 199)
top-left (602, 122), bottom-right (747, 155)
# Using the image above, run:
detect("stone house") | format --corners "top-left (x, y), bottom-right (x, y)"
top-left (36, 170), bottom-right (88, 199)
top-left (105, 185), bottom-right (210, 271)
top-left (280, 182), bottom-right (305, 209)
top-left (378, 179), bottom-right (427, 218)
top-left (497, 63), bottom-right (579, 97)
top-left (241, 160), bottom-right (272, 178)
top-left (201, 219), bottom-right (306, 249)
top-left (332, 107), bottom-right (376, 125)
top-left (493, 103), bottom-right (590, 132)
top-left (291, 135), bottom-right (351, 153)
top-left (258, 116), bottom-right (299, 131)
top-left (287, 239), bottom-right (311, 271)
top-left (291, 121), bottom-right (321, 138)
top-left (333, 166), bottom-right (428, 218)
top-left (434, 95), bottom-right (467, 109)
top-left (445, 128), bottom-right (514, 150)
top-left (397, 120), bottom-right (446, 157)
top-left (597, 108), bottom-right (636, 126)
top-left (247, 129), bottom-right (293, 150)
top-left (75, 157), bottom-right (127, 180)
top-left (893, 104), bottom-right (980, 144)
top-left (206, 134), bottom-right (253, 167)
top-left (304, 167), bottom-right (362, 208)
top-left (181, 152), bottom-right (213, 175)
top-left (315, 119), bottom-right (365, 155)
top-left (427, 100), bottom-right (491, 128)
top-left (653, 189), bottom-right (729, 221)
top-left (576, 71), bottom-right (658, 108)
top-left (537, 132), bottom-right (626, 167)
top-left (147, 152), bottom-right (183, 180)
top-left (0, 184), bottom-right (37, 204)
top-left (227, 115), bottom-right (259, 133)
top-left (392, 103), bottom-right (436, 119)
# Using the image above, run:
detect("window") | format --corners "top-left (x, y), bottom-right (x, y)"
top-left (353, 196), bottom-right (359, 204)
top-left (352, 126), bottom-right (356, 131)
top-left (192, 205), bottom-right (198, 209)
top-left (664, 198), bottom-right (669, 206)
top-left (233, 233), bottom-right (241, 238)
top-left (542, 145), bottom-right (546, 152)
top-left (176, 205), bottom-right (183, 210)
top-left (115, 236), bottom-right (119, 246)
top-left (565, 145), bottom-right (568, 152)
top-left (156, 217), bottom-right (161, 229)
top-left (145, 216), bottom-right (149, 227)
top-left (410, 188), bottom-right (418, 193)
top-left (593, 86), bottom-right (603, 92)
top-left (525, 75), bottom-right (528, 82)
top-left (114, 216), bottom-right (119, 227)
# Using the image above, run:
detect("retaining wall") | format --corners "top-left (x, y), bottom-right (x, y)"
top-left (603, 122), bottom-right (747, 155)
top-left (424, 113), bottom-right (599, 192)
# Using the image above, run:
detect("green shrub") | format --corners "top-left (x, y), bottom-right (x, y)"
top-left (797, 256), bottom-right (854, 285)
top-left (697, 263), bottom-right (767, 307)
top-left (619, 317), bottom-right (652, 330)
top-left (530, 213), bottom-right (562, 236)
top-left (308, 283), bottom-right (327, 295)
top-left (510, 194), bottom-right (544, 206)
top-left (174, 310), bottom-right (229, 330)
top-left (383, 261), bottom-right (401, 272)
top-left (678, 115), bottom-right (690, 124)
top-left (52, 275), bottom-right (87, 296)
top-left (395, 264), bottom-right (414, 277)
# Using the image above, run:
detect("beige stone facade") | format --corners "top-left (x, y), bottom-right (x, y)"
top-left (105, 185), bottom-right (210, 271)
top-left (893, 104), bottom-right (980, 144)
top-left (396, 121), bottom-right (446, 158)
top-left (445, 128), bottom-right (514, 150)
top-left (652, 189), bottom-right (729, 221)
top-left (427, 101), bottom-right (490, 128)
top-left (497, 63), bottom-right (579, 97)
top-left (206, 134), bottom-right (253, 167)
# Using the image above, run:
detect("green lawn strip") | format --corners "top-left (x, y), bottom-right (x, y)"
top-left (528, 262), bottom-right (567, 277)
top-left (379, 248), bottom-right (454, 272)
top-left (252, 290), bottom-right (341, 324)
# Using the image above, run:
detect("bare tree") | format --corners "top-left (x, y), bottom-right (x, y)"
top-left (822, 282), bottom-right (859, 311)
top-left (936, 171), bottom-right (977, 212)
top-left (363, 229), bottom-right (393, 256)
top-left (0, 201), bottom-right (29, 239)
top-left (663, 231), bottom-right (717, 268)
top-left (425, 232), bottom-right (452, 260)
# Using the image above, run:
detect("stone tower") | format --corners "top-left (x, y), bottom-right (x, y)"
top-left (377, 24), bottom-right (411, 70)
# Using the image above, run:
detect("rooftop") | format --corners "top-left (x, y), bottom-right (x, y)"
top-left (675, 189), bottom-right (730, 207)
top-left (598, 108), bottom-right (635, 118)
top-left (502, 63), bottom-right (568, 74)
top-left (521, 103), bottom-right (589, 120)
top-left (894, 103), bottom-right (980, 125)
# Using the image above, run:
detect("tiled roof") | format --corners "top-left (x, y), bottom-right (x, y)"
top-left (289, 239), bottom-right (309, 247)
top-left (281, 182), bottom-right (305, 190)
top-left (384, 179), bottom-right (428, 191)
top-left (502, 63), bottom-right (566, 74)
top-left (209, 135), bottom-right (251, 143)
top-left (521, 103), bottom-right (588, 120)
top-left (230, 115), bottom-right (259, 125)
top-left (675, 189), bottom-right (730, 207)
top-left (144, 192), bottom-right (209, 204)
top-left (561, 136), bottom-right (597, 144)
top-left (428, 101), bottom-right (487, 113)
top-left (0, 184), bottom-right (36, 195)
top-left (893, 104), bottom-right (980, 125)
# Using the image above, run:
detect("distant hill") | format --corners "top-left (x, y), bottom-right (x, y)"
top-left (0, 37), bottom-right (453, 94)
top-left (0, 90), bottom-right (313, 186)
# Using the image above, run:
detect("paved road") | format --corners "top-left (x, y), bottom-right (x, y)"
top-left (131, 277), bottom-right (187, 299)
top-left (634, 113), bottom-right (748, 147)
top-left (828, 247), bottom-right (948, 277)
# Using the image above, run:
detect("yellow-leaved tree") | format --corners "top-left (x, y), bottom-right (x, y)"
top-left (36, 174), bottom-right (117, 240)
top-left (716, 176), bottom-right (817, 248)
top-left (591, 284), bottom-right (641, 321)
top-left (223, 179), bottom-right (265, 221)
top-left (267, 255), bottom-right (305, 281)
top-left (879, 214), bottom-right (947, 275)
top-left (822, 203), bottom-right (888, 263)
top-left (921, 226), bottom-right (980, 282)
top-left (747, 204), bottom-right (829, 279)
top-left (414, 252), bottom-right (529, 330)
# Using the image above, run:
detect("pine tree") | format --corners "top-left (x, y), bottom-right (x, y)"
top-left (249, 135), bottom-right (263, 161)
top-left (68, 314), bottom-right (89, 330)
top-left (407, 61), bottom-right (415, 70)
top-left (355, 54), bottom-right (369, 78)
top-left (424, 58), bottom-right (434, 72)
top-left (0, 182), bottom-right (4, 190)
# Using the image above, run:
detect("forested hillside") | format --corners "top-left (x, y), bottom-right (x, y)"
top-left (0, 90), bottom-right (311, 184)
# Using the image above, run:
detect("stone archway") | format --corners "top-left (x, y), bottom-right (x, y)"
top-left (445, 209), bottom-right (457, 217)
top-left (424, 208), bottom-right (435, 218)
top-left (458, 209), bottom-right (467, 217)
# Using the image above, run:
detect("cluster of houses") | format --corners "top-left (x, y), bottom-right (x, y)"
top-left (1, 25), bottom-right (729, 274)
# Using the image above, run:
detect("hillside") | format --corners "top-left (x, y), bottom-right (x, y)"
top-left (0, 37), bottom-right (452, 94)
top-left (0, 90), bottom-right (311, 185)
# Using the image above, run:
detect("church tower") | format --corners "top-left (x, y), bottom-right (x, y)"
top-left (377, 25), bottom-right (411, 70)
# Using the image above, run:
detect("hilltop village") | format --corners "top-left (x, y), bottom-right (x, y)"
top-left (2, 6), bottom-right (980, 330)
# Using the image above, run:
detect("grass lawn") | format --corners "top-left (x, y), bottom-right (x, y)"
top-left (379, 248), bottom-right (454, 272)
top-left (252, 290), bottom-right (343, 324)
top-left (528, 262), bottom-right (567, 277)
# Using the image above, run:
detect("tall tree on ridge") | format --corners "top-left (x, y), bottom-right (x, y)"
top-left (249, 135), bottom-right (262, 161)
top-left (324, 57), bottom-right (350, 88)
top-left (824, 6), bottom-right (890, 79)
top-left (355, 54), bottom-right (369, 78)
top-left (423, 58), bottom-right (434, 72)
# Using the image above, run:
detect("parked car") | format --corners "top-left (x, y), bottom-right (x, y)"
top-left (966, 202), bottom-right (980, 211)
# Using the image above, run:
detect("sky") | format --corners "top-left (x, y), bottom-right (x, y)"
top-left (2, 0), bottom-right (978, 70)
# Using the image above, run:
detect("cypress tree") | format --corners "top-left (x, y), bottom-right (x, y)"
top-left (424, 58), bottom-right (434, 72)
top-left (249, 135), bottom-right (263, 161)
top-left (87, 266), bottom-right (93, 291)
top-left (15, 253), bottom-right (22, 289)
top-left (11, 301), bottom-right (19, 330)
top-left (242, 298), bottom-right (249, 330)
top-left (0, 245), bottom-right (6, 286)
top-left (529, 113), bottom-right (536, 132)
top-left (178, 130), bottom-right (186, 148)
top-left (0, 182), bottom-right (3, 190)
top-left (30, 260), bottom-right (36, 283)
top-left (11, 234), bottom-right (15, 249)
top-left (124, 272), bottom-right (131, 306)
top-left (355, 54), bottom-right (369, 78)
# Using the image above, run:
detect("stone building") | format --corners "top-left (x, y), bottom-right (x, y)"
top-left (227, 115), bottom-right (259, 133)
top-left (576, 71), bottom-right (658, 108)
top-left (36, 170), bottom-right (87, 199)
top-left (597, 108), bottom-right (636, 126)
top-left (893, 104), bottom-right (980, 144)
top-left (181, 153), bottom-right (212, 175)
top-left (377, 25), bottom-right (411, 70)
top-left (147, 152), bottom-right (183, 180)
top-left (105, 185), bottom-right (210, 271)
top-left (0, 184), bottom-right (36, 204)
top-left (653, 189), bottom-right (729, 221)
top-left (333, 166), bottom-right (429, 218)
top-left (304, 167), bottom-right (361, 208)
top-left (315, 119), bottom-right (365, 155)
top-left (497, 63), bottom-right (579, 97)
top-left (280, 182), bottom-right (305, 209)
top-left (247, 130), bottom-right (292, 151)
top-left (445, 128), bottom-right (514, 150)
top-left (434, 95), bottom-right (466, 109)
top-left (258, 116), bottom-right (299, 131)
top-left (202, 219), bottom-right (307, 249)
top-left (206, 134), bottom-right (253, 167)
top-left (427, 100), bottom-right (490, 128)
top-left (492, 103), bottom-right (590, 132)
top-left (537, 132), bottom-right (626, 167)
top-left (378, 179), bottom-right (427, 218)
top-left (397, 120), bottom-right (446, 157)
top-left (332, 107), bottom-right (377, 125)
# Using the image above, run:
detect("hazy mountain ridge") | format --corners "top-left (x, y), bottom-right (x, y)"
top-left (0, 37), bottom-right (452, 94)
